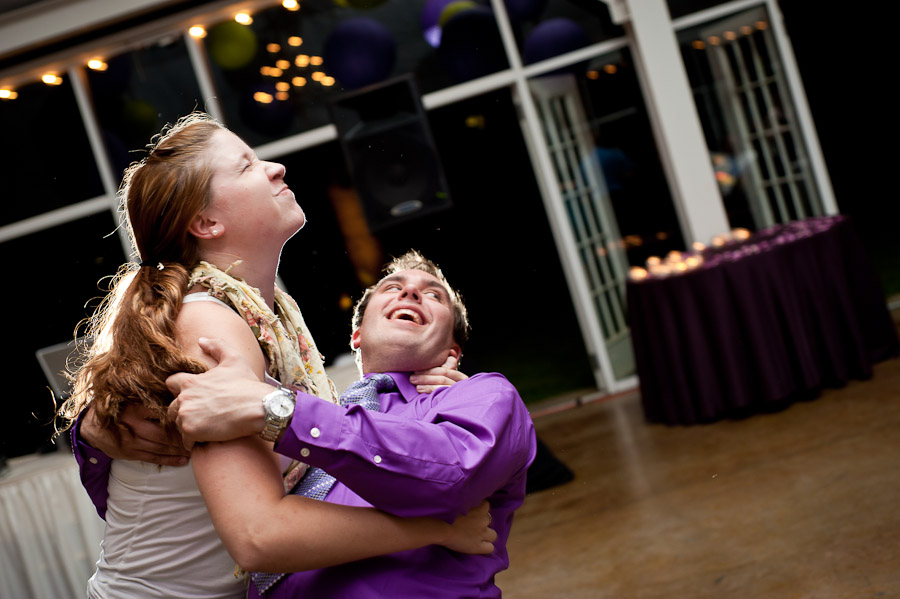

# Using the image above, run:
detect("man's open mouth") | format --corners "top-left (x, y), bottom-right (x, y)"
top-left (388, 308), bottom-right (423, 325)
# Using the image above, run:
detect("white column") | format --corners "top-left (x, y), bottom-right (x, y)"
top-left (621, 0), bottom-right (730, 245)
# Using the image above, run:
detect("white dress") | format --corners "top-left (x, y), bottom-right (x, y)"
top-left (86, 293), bottom-right (247, 599)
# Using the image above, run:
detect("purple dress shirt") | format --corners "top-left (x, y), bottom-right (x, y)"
top-left (74, 372), bottom-right (537, 598)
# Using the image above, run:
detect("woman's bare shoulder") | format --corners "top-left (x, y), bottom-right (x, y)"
top-left (176, 298), bottom-right (264, 371)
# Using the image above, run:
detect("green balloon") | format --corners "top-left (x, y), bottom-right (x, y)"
top-left (439, 0), bottom-right (477, 26)
top-left (207, 21), bottom-right (258, 70)
top-left (122, 99), bottom-right (158, 139)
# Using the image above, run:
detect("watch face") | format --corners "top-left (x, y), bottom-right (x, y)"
top-left (267, 390), bottom-right (295, 418)
top-left (272, 396), bottom-right (293, 417)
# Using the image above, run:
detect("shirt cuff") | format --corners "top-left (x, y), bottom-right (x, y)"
top-left (275, 392), bottom-right (344, 464)
top-left (71, 411), bottom-right (112, 470)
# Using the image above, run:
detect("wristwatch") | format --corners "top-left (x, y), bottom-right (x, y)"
top-left (260, 386), bottom-right (296, 443)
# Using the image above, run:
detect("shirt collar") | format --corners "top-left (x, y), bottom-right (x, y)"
top-left (366, 371), bottom-right (418, 403)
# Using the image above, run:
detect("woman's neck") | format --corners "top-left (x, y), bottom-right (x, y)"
top-left (199, 250), bottom-right (278, 309)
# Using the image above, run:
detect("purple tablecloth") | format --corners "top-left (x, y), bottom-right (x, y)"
top-left (626, 216), bottom-right (899, 425)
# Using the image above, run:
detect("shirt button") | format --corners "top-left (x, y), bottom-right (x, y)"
top-left (300, 448), bottom-right (310, 458)
top-left (88, 457), bottom-right (98, 465)
top-left (310, 427), bottom-right (321, 438)
top-left (373, 455), bottom-right (382, 464)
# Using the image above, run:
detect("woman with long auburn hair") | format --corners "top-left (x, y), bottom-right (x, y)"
top-left (59, 113), bottom-right (492, 599)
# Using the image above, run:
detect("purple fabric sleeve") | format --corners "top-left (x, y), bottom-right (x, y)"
top-left (276, 372), bottom-right (537, 519)
top-left (70, 411), bottom-right (112, 520)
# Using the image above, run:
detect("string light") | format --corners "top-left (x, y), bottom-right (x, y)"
top-left (87, 59), bottom-right (108, 71)
top-left (282, 0), bottom-right (299, 10)
top-left (188, 25), bottom-right (207, 38)
top-left (234, 12), bottom-right (253, 25)
top-left (42, 73), bottom-right (63, 85)
top-left (0, 89), bottom-right (18, 100)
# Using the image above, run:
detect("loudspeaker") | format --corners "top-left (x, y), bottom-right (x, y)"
top-left (329, 76), bottom-right (452, 231)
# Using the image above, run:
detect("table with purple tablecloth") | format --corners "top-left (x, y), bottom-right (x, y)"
top-left (626, 215), bottom-right (899, 425)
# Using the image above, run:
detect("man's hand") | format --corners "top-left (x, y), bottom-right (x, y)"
top-left (409, 352), bottom-right (468, 394)
top-left (166, 337), bottom-right (272, 447)
top-left (80, 403), bottom-right (190, 466)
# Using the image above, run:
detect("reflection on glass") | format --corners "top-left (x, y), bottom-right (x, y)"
top-left (575, 49), bottom-right (684, 266)
top-left (529, 48), bottom-right (682, 380)
top-left (203, 1), bottom-right (510, 146)
top-left (510, 0), bottom-right (623, 67)
top-left (679, 7), bottom-right (823, 230)
top-left (0, 79), bottom-right (104, 226)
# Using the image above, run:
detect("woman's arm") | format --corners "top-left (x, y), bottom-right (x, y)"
top-left (192, 436), bottom-right (494, 572)
top-left (176, 302), bottom-right (494, 573)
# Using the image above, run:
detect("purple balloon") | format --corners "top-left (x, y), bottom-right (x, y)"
top-left (323, 18), bottom-right (397, 90)
top-left (523, 18), bottom-right (590, 66)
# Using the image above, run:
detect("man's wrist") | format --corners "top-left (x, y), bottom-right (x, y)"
top-left (259, 386), bottom-right (296, 442)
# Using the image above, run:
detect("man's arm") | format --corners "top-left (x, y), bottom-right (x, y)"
top-left (280, 373), bottom-right (536, 518)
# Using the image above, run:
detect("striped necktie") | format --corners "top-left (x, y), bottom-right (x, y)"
top-left (251, 373), bottom-right (396, 595)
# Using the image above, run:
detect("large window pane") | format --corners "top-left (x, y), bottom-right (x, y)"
top-left (679, 6), bottom-right (824, 230)
top-left (0, 79), bottom-right (104, 225)
top-left (87, 37), bottom-right (206, 180)
top-left (527, 48), bottom-right (684, 381)
top-left (2, 211), bottom-right (125, 458)
top-left (203, 0), bottom-right (509, 146)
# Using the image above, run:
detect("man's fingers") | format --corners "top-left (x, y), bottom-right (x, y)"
top-left (166, 372), bottom-right (188, 395)
top-left (439, 354), bottom-right (459, 370)
top-left (198, 336), bottom-right (239, 366)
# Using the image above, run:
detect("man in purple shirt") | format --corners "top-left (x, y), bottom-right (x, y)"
top-left (74, 250), bottom-right (537, 598)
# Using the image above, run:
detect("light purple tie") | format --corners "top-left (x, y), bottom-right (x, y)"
top-left (251, 373), bottom-right (395, 595)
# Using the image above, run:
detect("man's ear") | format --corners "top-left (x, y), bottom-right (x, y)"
top-left (350, 329), bottom-right (361, 350)
top-left (189, 212), bottom-right (223, 240)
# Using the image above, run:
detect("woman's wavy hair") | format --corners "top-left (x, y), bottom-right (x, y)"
top-left (58, 112), bottom-right (225, 439)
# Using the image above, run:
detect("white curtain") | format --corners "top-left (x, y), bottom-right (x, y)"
top-left (0, 452), bottom-right (104, 599)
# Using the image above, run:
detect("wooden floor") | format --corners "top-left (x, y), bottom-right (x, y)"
top-left (497, 353), bottom-right (900, 597)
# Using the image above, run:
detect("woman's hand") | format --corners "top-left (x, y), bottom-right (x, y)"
top-left (440, 500), bottom-right (496, 555)
top-left (410, 352), bottom-right (468, 394)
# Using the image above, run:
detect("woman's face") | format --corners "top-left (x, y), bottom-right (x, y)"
top-left (205, 129), bottom-right (306, 248)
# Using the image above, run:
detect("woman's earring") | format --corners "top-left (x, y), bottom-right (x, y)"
top-left (211, 229), bottom-right (219, 236)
